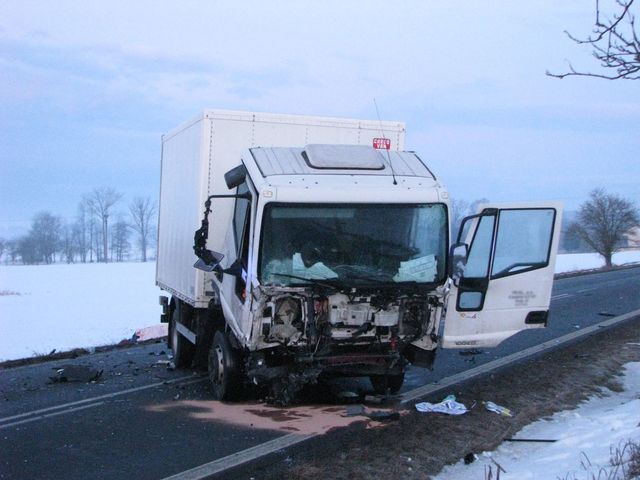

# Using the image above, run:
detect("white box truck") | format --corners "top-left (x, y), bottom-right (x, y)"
top-left (157, 109), bottom-right (562, 403)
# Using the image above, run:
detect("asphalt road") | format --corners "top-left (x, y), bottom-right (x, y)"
top-left (1, 267), bottom-right (639, 480)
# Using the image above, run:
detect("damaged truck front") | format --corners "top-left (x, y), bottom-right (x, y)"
top-left (157, 110), bottom-right (562, 403)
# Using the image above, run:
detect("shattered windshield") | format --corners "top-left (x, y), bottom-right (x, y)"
top-left (259, 203), bottom-right (448, 287)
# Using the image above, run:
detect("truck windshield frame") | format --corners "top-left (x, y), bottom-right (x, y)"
top-left (258, 202), bottom-right (449, 287)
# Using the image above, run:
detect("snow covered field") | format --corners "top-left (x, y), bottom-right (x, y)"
top-left (1, 251), bottom-right (639, 362)
top-left (435, 362), bottom-right (640, 480)
top-left (0, 262), bottom-right (162, 362)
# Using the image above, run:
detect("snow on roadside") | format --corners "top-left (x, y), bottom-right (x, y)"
top-left (0, 262), bottom-right (164, 362)
top-left (555, 250), bottom-right (640, 274)
top-left (434, 362), bottom-right (640, 480)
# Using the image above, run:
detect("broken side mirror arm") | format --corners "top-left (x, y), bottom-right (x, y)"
top-left (193, 192), bottom-right (251, 271)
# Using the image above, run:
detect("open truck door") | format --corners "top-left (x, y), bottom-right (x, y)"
top-left (442, 202), bottom-right (563, 349)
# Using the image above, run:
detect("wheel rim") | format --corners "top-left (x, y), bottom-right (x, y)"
top-left (212, 343), bottom-right (225, 386)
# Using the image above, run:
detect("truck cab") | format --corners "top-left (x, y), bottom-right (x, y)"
top-left (187, 144), bottom-right (562, 402)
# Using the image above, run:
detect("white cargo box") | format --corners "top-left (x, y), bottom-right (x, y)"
top-left (156, 109), bottom-right (406, 307)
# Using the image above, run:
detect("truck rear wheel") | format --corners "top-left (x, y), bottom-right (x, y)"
top-left (370, 373), bottom-right (405, 395)
top-left (208, 331), bottom-right (243, 401)
top-left (169, 300), bottom-right (195, 368)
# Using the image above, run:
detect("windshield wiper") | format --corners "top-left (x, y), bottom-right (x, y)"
top-left (268, 273), bottom-right (344, 291)
top-left (332, 265), bottom-right (392, 285)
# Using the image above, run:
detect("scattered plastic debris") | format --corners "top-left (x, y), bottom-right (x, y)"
top-left (342, 404), bottom-right (400, 421)
top-left (364, 394), bottom-right (384, 404)
top-left (459, 349), bottom-right (483, 356)
top-left (337, 391), bottom-right (360, 400)
top-left (49, 365), bottom-right (103, 383)
top-left (366, 410), bottom-right (400, 422)
top-left (483, 401), bottom-right (513, 417)
top-left (344, 405), bottom-right (366, 417)
top-left (415, 395), bottom-right (468, 415)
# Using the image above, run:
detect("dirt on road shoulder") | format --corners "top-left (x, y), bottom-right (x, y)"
top-left (245, 316), bottom-right (640, 480)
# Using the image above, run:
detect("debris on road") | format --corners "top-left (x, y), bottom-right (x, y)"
top-left (336, 390), bottom-right (360, 402)
top-left (415, 395), bottom-right (468, 415)
top-left (366, 410), bottom-right (400, 422)
top-left (344, 405), bottom-right (366, 417)
top-left (483, 401), bottom-right (513, 417)
top-left (49, 365), bottom-right (103, 383)
top-left (364, 394), bottom-right (385, 405)
top-left (459, 349), bottom-right (483, 356)
top-left (342, 404), bottom-right (400, 421)
top-left (134, 324), bottom-right (168, 342)
top-left (504, 438), bottom-right (557, 443)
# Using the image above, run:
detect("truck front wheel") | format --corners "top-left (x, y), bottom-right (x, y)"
top-left (169, 300), bottom-right (195, 368)
top-left (208, 331), bottom-right (243, 401)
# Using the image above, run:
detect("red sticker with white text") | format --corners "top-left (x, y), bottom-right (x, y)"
top-left (373, 138), bottom-right (391, 150)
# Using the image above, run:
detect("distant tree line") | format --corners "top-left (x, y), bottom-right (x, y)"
top-left (0, 188), bottom-right (637, 269)
top-left (0, 187), bottom-right (157, 265)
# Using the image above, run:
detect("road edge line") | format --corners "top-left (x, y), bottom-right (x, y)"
top-left (0, 374), bottom-right (200, 424)
top-left (162, 433), bottom-right (313, 480)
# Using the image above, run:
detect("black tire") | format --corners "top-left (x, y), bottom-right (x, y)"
top-left (208, 331), bottom-right (243, 401)
top-left (370, 372), bottom-right (405, 395)
top-left (169, 300), bottom-right (195, 368)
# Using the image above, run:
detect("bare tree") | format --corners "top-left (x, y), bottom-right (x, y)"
top-left (85, 187), bottom-right (123, 263)
top-left (110, 219), bottom-right (131, 262)
top-left (6, 239), bottom-right (19, 264)
top-left (30, 211), bottom-right (63, 264)
top-left (17, 235), bottom-right (38, 264)
top-left (61, 223), bottom-right (77, 264)
top-left (569, 188), bottom-right (639, 267)
top-left (75, 201), bottom-right (90, 263)
top-left (88, 217), bottom-right (98, 262)
top-left (129, 197), bottom-right (157, 262)
top-left (548, 0), bottom-right (639, 80)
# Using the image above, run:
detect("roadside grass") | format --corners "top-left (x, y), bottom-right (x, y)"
top-left (557, 440), bottom-right (640, 480)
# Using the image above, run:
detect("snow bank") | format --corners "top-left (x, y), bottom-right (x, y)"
top-left (0, 262), bottom-right (164, 362)
top-left (436, 362), bottom-right (640, 479)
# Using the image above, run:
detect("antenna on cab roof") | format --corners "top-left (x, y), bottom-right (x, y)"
top-left (373, 98), bottom-right (398, 185)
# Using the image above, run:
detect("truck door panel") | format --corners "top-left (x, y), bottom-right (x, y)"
top-left (442, 202), bottom-right (562, 348)
top-left (224, 178), bottom-right (256, 343)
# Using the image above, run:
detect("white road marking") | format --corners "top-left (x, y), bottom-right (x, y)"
top-left (162, 433), bottom-right (314, 480)
top-left (160, 307), bottom-right (640, 480)
top-left (0, 402), bottom-right (105, 430)
top-left (0, 374), bottom-right (202, 426)
top-left (551, 293), bottom-right (571, 299)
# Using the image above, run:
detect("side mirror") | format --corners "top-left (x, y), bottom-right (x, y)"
top-left (448, 242), bottom-right (469, 285)
top-left (194, 250), bottom-right (225, 272)
top-left (224, 164), bottom-right (247, 190)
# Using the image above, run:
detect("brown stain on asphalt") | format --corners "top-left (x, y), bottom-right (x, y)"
top-left (147, 400), bottom-right (400, 436)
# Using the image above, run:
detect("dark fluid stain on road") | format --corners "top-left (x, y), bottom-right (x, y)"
top-left (245, 408), bottom-right (313, 422)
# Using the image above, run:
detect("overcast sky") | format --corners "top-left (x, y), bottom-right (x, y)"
top-left (1, 1), bottom-right (638, 238)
